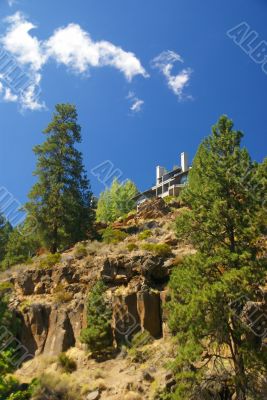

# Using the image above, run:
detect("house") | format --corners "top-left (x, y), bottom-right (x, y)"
top-left (134, 152), bottom-right (190, 206)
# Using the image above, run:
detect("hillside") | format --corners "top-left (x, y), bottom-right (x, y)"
top-left (0, 198), bottom-right (192, 400)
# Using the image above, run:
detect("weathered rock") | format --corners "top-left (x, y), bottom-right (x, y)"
top-left (87, 390), bottom-right (101, 400)
top-left (16, 269), bottom-right (53, 295)
top-left (113, 293), bottom-right (140, 344)
top-left (52, 265), bottom-right (81, 285)
top-left (137, 197), bottom-right (170, 219)
top-left (10, 243), bottom-right (177, 357)
top-left (142, 370), bottom-right (154, 382)
top-left (68, 301), bottom-right (85, 347)
top-left (18, 303), bottom-right (51, 356)
top-left (141, 256), bottom-right (168, 282)
top-left (16, 272), bottom-right (35, 295)
top-left (137, 290), bottom-right (162, 338)
top-left (34, 282), bottom-right (46, 295)
top-left (160, 290), bottom-right (171, 339)
top-left (43, 307), bottom-right (75, 355)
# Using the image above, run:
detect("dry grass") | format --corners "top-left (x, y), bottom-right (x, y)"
top-left (53, 283), bottom-right (73, 303)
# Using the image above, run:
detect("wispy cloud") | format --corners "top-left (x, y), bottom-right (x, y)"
top-left (7, 0), bottom-right (18, 7)
top-left (3, 87), bottom-right (18, 102)
top-left (0, 12), bottom-right (148, 111)
top-left (127, 91), bottom-right (144, 113)
top-left (151, 50), bottom-right (192, 100)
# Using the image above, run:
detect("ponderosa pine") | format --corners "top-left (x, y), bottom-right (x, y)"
top-left (26, 104), bottom-right (94, 253)
top-left (168, 116), bottom-right (267, 400)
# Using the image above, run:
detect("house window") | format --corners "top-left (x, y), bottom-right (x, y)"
top-left (180, 174), bottom-right (188, 184)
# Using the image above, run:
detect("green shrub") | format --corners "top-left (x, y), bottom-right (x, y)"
top-left (30, 374), bottom-right (80, 400)
top-left (163, 195), bottom-right (173, 204)
top-left (0, 376), bottom-right (33, 400)
top-left (74, 243), bottom-right (87, 258)
top-left (1, 224), bottom-right (40, 270)
top-left (101, 227), bottom-right (128, 244)
top-left (0, 281), bottom-right (13, 292)
top-left (80, 281), bottom-right (113, 355)
top-left (127, 209), bottom-right (137, 218)
top-left (54, 284), bottom-right (73, 303)
top-left (58, 353), bottom-right (77, 373)
top-left (138, 230), bottom-right (152, 240)
top-left (127, 243), bottom-right (138, 252)
top-left (38, 253), bottom-right (61, 269)
top-left (141, 243), bottom-right (172, 257)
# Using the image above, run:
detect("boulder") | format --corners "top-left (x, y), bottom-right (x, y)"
top-left (87, 390), bottom-right (101, 400)
top-left (141, 256), bottom-right (168, 282)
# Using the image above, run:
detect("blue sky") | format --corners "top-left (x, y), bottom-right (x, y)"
top-left (0, 0), bottom-right (266, 209)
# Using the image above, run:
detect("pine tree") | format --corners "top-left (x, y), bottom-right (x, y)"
top-left (26, 104), bottom-right (94, 253)
top-left (80, 281), bottom-right (113, 355)
top-left (2, 225), bottom-right (40, 269)
top-left (0, 214), bottom-right (12, 266)
top-left (168, 116), bottom-right (267, 400)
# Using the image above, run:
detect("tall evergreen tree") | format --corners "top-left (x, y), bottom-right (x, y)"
top-left (0, 214), bottom-right (12, 266)
top-left (26, 104), bottom-right (94, 253)
top-left (168, 116), bottom-right (267, 400)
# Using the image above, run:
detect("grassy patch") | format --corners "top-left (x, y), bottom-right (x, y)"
top-left (54, 283), bottom-right (73, 303)
top-left (127, 243), bottom-right (139, 252)
top-left (138, 230), bottom-right (152, 240)
top-left (37, 253), bottom-right (61, 269)
top-left (141, 243), bottom-right (172, 257)
top-left (101, 227), bottom-right (128, 244)
top-left (58, 353), bottom-right (77, 373)
top-left (128, 330), bottom-right (153, 363)
top-left (74, 243), bottom-right (87, 259)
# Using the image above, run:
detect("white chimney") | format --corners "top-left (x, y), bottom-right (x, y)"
top-left (156, 166), bottom-right (165, 184)
top-left (181, 152), bottom-right (189, 172)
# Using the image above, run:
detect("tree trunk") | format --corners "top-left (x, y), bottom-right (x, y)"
top-left (234, 356), bottom-right (247, 400)
top-left (229, 318), bottom-right (247, 400)
top-left (51, 224), bottom-right (58, 254)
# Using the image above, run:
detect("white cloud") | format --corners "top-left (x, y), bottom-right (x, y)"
top-left (45, 23), bottom-right (148, 81)
top-left (131, 98), bottom-right (144, 113)
top-left (127, 91), bottom-right (144, 113)
top-left (0, 12), bottom-right (148, 111)
top-left (2, 12), bottom-right (46, 70)
top-left (4, 87), bottom-right (18, 101)
top-left (0, 12), bottom-right (45, 110)
top-left (152, 50), bottom-right (192, 100)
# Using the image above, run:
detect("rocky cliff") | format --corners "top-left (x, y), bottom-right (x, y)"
top-left (3, 199), bottom-right (189, 361)
top-left (0, 198), bottom-right (192, 399)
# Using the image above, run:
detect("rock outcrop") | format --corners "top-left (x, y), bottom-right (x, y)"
top-left (9, 249), bottom-right (174, 357)
top-left (4, 201), bottom-right (189, 362)
top-left (137, 197), bottom-right (170, 219)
